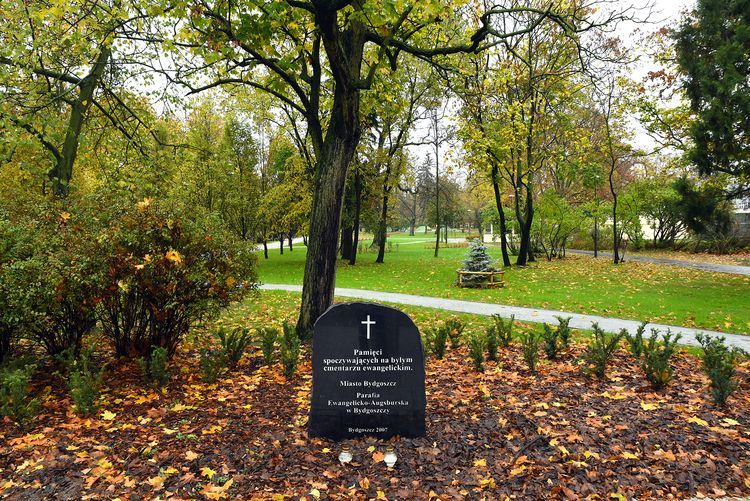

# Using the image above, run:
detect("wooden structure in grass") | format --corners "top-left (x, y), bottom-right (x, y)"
top-left (456, 269), bottom-right (504, 288)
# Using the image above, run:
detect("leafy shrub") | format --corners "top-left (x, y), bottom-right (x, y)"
top-left (0, 216), bottom-right (37, 362)
top-left (625, 322), bottom-right (648, 358)
top-left (541, 324), bottom-right (560, 359)
top-left (97, 196), bottom-right (257, 358)
top-left (138, 346), bottom-right (171, 387)
top-left (257, 327), bottom-right (278, 365)
top-left (216, 326), bottom-right (252, 368)
top-left (200, 348), bottom-right (227, 383)
top-left (696, 334), bottom-right (743, 406)
top-left (67, 347), bottom-right (106, 415)
top-left (519, 330), bottom-right (541, 372)
top-left (555, 316), bottom-right (572, 349)
top-left (641, 330), bottom-right (681, 390)
top-left (581, 324), bottom-right (624, 379)
top-left (445, 317), bottom-right (465, 349)
top-left (467, 333), bottom-right (485, 372)
top-left (279, 321), bottom-right (300, 378)
top-left (485, 325), bottom-right (499, 362)
top-left (6, 206), bottom-right (104, 356)
top-left (0, 361), bottom-right (39, 426)
top-left (425, 325), bottom-right (449, 359)
top-left (492, 314), bottom-right (514, 348)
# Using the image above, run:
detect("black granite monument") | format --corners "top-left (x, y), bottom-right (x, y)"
top-left (308, 302), bottom-right (426, 440)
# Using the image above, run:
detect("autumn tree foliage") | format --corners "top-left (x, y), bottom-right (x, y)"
top-left (153, 0), bottom-right (638, 336)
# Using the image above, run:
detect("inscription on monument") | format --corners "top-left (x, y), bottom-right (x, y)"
top-left (309, 302), bottom-right (426, 440)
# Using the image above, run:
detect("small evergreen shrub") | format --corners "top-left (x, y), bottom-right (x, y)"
top-left (138, 346), bottom-right (171, 386)
top-left (279, 321), bottom-right (300, 378)
top-left (492, 314), bottom-right (514, 348)
top-left (467, 333), bottom-right (485, 372)
top-left (0, 362), bottom-right (39, 426)
top-left (541, 324), bottom-right (560, 359)
top-left (257, 327), bottom-right (278, 365)
top-left (519, 330), bottom-right (541, 372)
top-left (696, 334), bottom-right (743, 406)
top-left (68, 347), bottom-right (106, 415)
top-left (216, 326), bottom-right (252, 368)
top-left (200, 348), bottom-right (227, 383)
top-left (555, 316), bottom-right (572, 349)
top-left (445, 317), bottom-right (465, 349)
top-left (641, 330), bottom-right (681, 390)
top-left (581, 324), bottom-right (624, 379)
top-left (425, 325), bottom-right (449, 360)
top-left (485, 325), bottom-right (499, 362)
top-left (625, 322), bottom-right (648, 358)
top-left (459, 240), bottom-right (496, 286)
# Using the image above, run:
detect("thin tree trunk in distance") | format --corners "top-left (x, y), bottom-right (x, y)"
top-left (375, 191), bottom-right (389, 263)
top-left (433, 110), bottom-right (441, 258)
top-left (349, 165), bottom-right (361, 265)
top-left (491, 164), bottom-right (511, 266)
top-left (341, 225), bottom-right (353, 261)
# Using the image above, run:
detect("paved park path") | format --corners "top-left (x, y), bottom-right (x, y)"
top-left (568, 249), bottom-right (750, 276)
top-left (259, 283), bottom-right (750, 351)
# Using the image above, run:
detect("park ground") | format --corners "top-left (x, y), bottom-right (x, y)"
top-left (259, 233), bottom-right (750, 335)
top-left (3, 237), bottom-right (750, 499)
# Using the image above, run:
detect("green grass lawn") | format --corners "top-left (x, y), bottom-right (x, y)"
top-left (256, 234), bottom-right (750, 334)
top-left (219, 290), bottom-right (705, 356)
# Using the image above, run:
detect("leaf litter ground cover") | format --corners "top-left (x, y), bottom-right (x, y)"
top-left (2, 293), bottom-right (750, 499)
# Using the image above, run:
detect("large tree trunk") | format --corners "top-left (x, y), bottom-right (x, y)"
top-left (50, 47), bottom-right (111, 196)
top-left (296, 80), bottom-right (361, 338)
top-left (296, 13), bottom-right (366, 338)
top-left (491, 165), bottom-right (512, 266)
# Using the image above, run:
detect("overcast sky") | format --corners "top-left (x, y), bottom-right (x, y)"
top-left (650, 0), bottom-right (693, 24)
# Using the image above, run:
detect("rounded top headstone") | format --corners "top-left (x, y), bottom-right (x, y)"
top-left (309, 302), bottom-right (426, 440)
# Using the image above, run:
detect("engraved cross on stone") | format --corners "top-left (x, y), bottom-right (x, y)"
top-left (361, 315), bottom-right (376, 340)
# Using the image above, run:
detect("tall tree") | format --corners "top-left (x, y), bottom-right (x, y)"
top-left (593, 74), bottom-right (636, 264)
top-left (161, 0), bottom-right (640, 337)
top-left (425, 103), bottom-right (452, 257)
top-left (361, 65), bottom-right (432, 263)
top-left (675, 0), bottom-right (750, 198)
